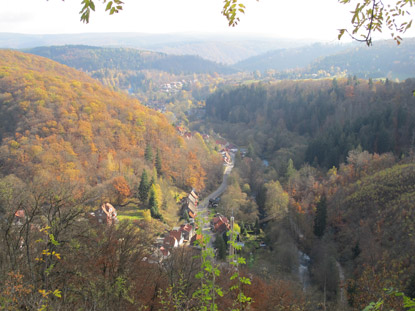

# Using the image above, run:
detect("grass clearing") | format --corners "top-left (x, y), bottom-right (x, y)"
top-left (117, 201), bottom-right (145, 222)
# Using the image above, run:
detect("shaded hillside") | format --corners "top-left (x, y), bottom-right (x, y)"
top-left (307, 38), bottom-right (415, 80)
top-left (235, 43), bottom-right (347, 72)
top-left (234, 39), bottom-right (415, 80)
top-left (205, 78), bottom-right (415, 171)
top-left (25, 45), bottom-right (235, 75)
top-left (0, 50), bottom-right (213, 193)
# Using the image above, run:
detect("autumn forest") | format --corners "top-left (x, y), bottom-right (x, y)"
top-left (1, 34), bottom-right (415, 311)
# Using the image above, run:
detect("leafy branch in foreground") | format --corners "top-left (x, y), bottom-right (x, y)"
top-left (338, 0), bottom-right (414, 45)
top-left (227, 230), bottom-right (252, 310)
top-left (77, 0), bottom-right (124, 23)
top-left (364, 288), bottom-right (415, 311)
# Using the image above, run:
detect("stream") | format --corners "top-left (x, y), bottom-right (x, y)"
top-left (298, 250), bottom-right (311, 291)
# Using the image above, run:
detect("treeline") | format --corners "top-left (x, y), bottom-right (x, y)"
top-left (206, 78), bottom-right (415, 171)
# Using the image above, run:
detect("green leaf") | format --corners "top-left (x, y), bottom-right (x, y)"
top-left (105, 1), bottom-right (113, 11)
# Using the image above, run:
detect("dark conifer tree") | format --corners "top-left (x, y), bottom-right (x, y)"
top-left (138, 169), bottom-right (150, 203)
top-left (314, 194), bottom-right (327, 238)
top-left (145, 143), bottom-right (153, 162)
top-left (214, 233), bottom-right (227, 260)
top-left (155, 149), bottom-right (162, 176)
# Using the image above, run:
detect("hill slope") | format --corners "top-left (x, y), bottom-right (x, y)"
top-left (235, 39), bottom-right (415, 80)
top-left (25, 45), bottom-right (235, 75)
top-left (0, 50), bottom-right (211, 193)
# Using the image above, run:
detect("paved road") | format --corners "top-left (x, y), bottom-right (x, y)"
top-left (198, 154), bottom-right (234, 248)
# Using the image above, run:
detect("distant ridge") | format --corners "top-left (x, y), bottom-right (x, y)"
top-left (24, 45), bottom-right (236, 75)
top-left (0, 32), bottom-right (311, 64)
top-left (234, 38), bottom-right (415, 80)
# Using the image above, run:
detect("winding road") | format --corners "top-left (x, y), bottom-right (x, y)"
top-left (197, 153), bottom-right (234, 247)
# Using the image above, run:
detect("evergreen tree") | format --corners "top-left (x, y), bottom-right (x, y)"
top-left (254, 218), bottom-right (260, 235)
top-left (138, 169), bottom-right (150, 203)
top-left (145, 143), bottom-right (153, 162)
top-left (285, 158), bottom-right (296, 180)
top-left (155, 149), bottom-right (162, 176)
top-left (240, 221), bottom-right (246, 236)
top-left (214, 233), bottom-right (227, 260)
top-left (406, 273), bottom-right (415, 299)
top-left (314, 194), bottom-right (327, 238)
top-left (148, 185), bottom-right (161, 219)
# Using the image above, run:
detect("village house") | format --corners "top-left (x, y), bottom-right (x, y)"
top-left (163, 235), bottom-right (179, 249)
top-left (220, 149), bottom-right (231, 164)
top-left (90, 202), bottom-right (118, 225)
top-left (168, 227), bottom-right (185, 247)
top-left (179, 223), bottom-right (194, 242)
top-left (14, 209), bottom-right (25, 225)
top-left (182, 193), bottom-right (198, 219)
top-left (211, 214), bottom-right (230, 234)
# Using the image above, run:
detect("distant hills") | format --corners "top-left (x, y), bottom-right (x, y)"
top-left (0, 32), bottom-right (310, 64)
top-left (25, 45), bottom-right (235, 75)
top-left (235, 43), bottom-right (347, 72)
top-left (4, 32), bottom-right (415, 81)
top-left (235, 38), bottom-right (415, 80)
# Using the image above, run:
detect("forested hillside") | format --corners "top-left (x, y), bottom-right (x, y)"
top-left (0, 49), bottom-right (222, 205)
top-left (203, 76), bottom-right (415, 310)
top-left (23, 45), bottom-right (240, 123)
top-left (206, 78), bottom-right (415, 172)
top-left (26, 45), bottom-right (236, 75)
top-left (0, 49), bottom-right (311, 311)
top-left (235, 39), bottom-right (415, 80)
top-left (235, 43), bottom-right (346, 72)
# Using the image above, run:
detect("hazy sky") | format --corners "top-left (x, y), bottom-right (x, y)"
top-left (1, 0), bottom-right (414, 41)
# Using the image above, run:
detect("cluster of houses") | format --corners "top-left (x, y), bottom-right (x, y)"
top-left (176, 126), bottom-right (193, 139)
top-left (215, 139), bottom-right (238, 164)
top-left (150, 190), bottom-right (202, 262)
top-left (160, 81), bottom-right (184, 94)
top-left (181, 189), bottom-right (199, 220)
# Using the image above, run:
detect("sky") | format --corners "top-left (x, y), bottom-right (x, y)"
top-left (1, 0), bottom-right (414, 42)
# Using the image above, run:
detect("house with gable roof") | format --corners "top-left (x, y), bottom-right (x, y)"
top-left (90, 203), bottom-right (118, 225)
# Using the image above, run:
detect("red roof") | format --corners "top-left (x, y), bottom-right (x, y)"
top-left (212, 215), bottom-right (228, 226)
top-left (180, 224), bottom-right (193, 233)
top-left (170, 230), bottom-right (182, 242)
top-left (214, 221), bottom-right (230, 234)
top-left (163, 236), bottom-right (177, 248)
top-left (14, 210), bottom-right (25, 218)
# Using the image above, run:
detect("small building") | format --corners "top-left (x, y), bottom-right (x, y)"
top-left (180, 223), bottom-right (194, 242)
top-left (211, 214), bottom-right (230, 234)
top-left (169, 228), bottom-right (185, 247)
top-left (163, 235), bottom-right (179, 249)
top-left (14, 209), bottom-right (25, 225)
top-left (90, 203), bottom-right (118, 225)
